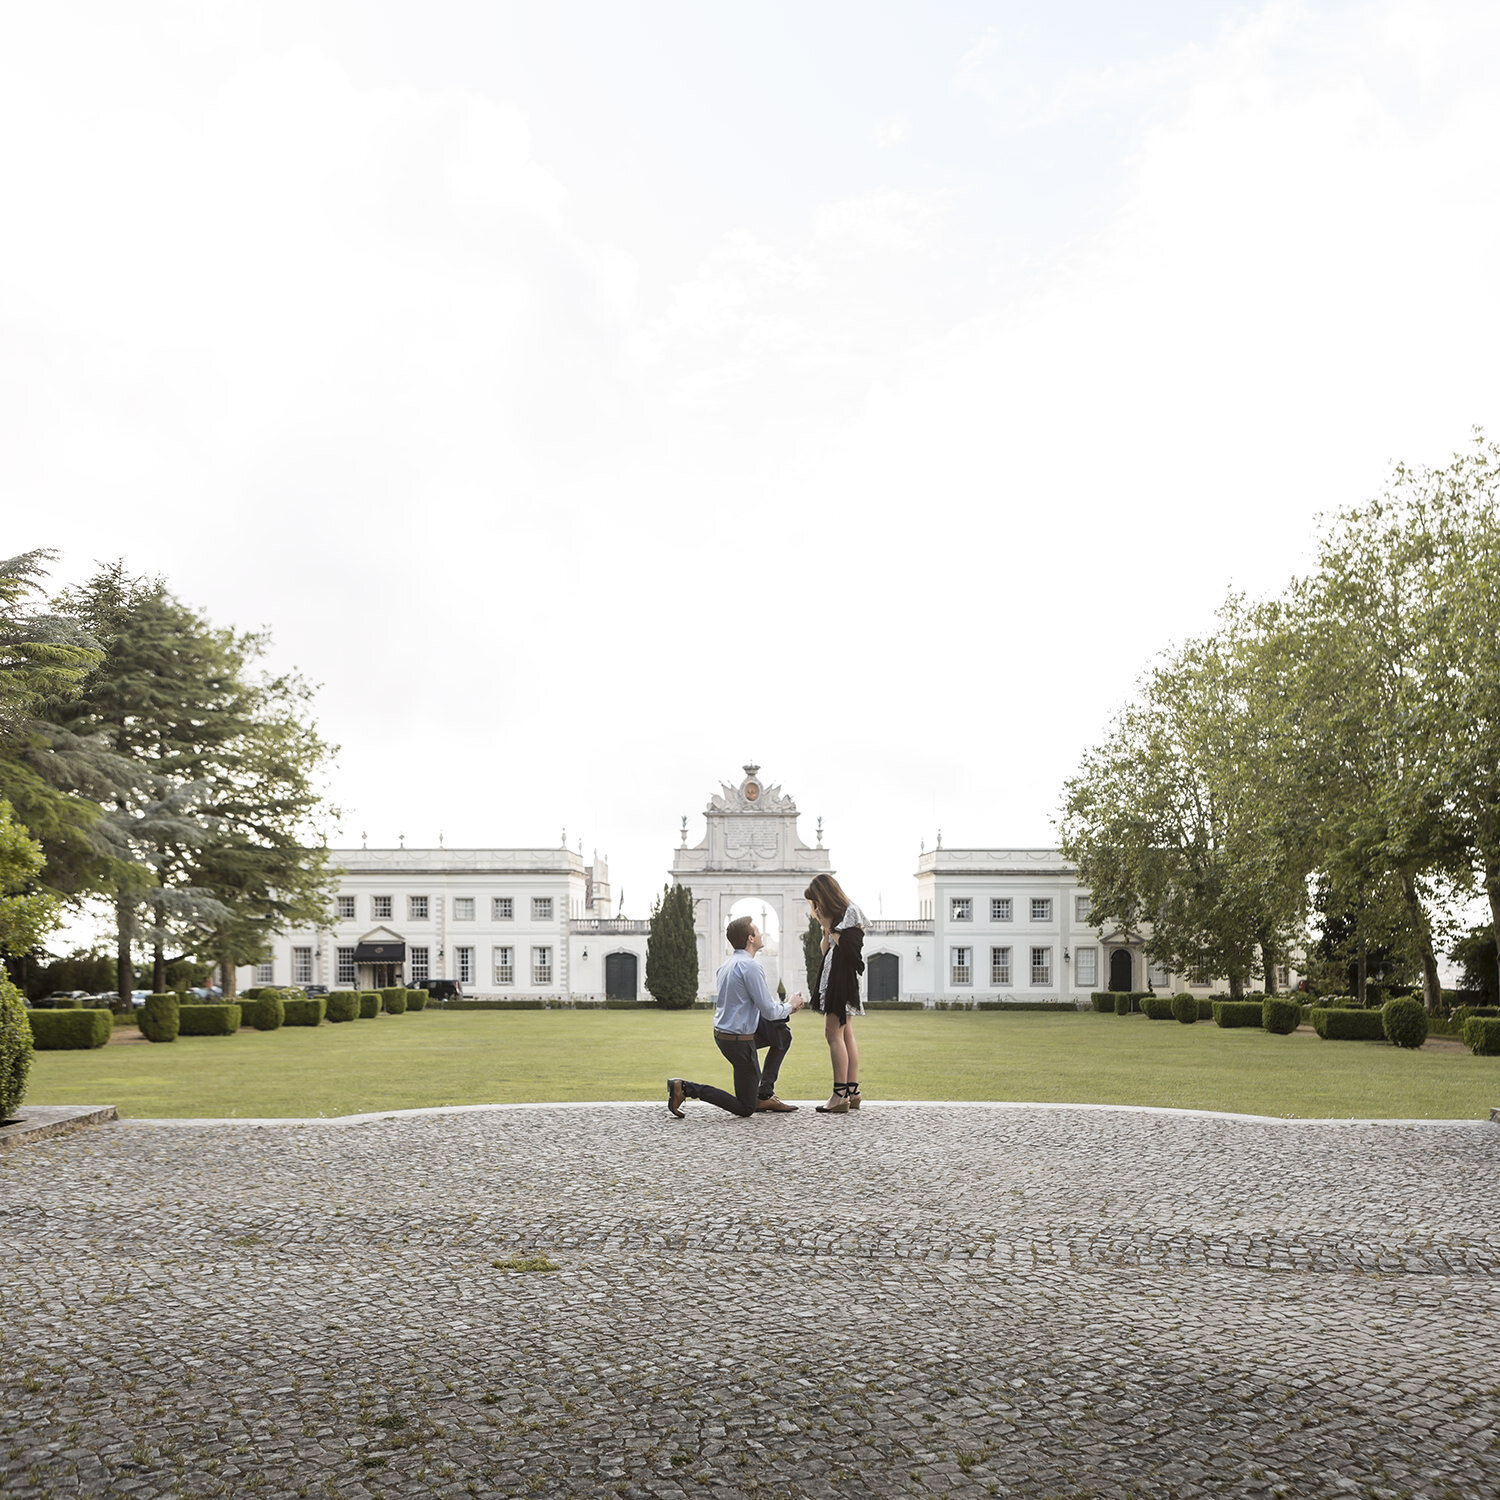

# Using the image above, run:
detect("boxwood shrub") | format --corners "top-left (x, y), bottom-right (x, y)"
top-left (380, 987), bottom-right (407, 1015)
top-left (1170, 992), bottom-right (1198, 1024)
top-left (1142, 995), bottom-right (1176, 1020)
top-left (281, 997), bottom-right (327, 1027)
top-left (358, 991), bottom-right (380, 1019)
top-left (26, 1006), bottom-right (112, 1050)
top-left (1311, 1007), bottom-right (1387, 1041)
top-left (250, 992), bottom-right (285, 1031)
top-left (1212, 1000), bottom-right (1264, 1028)
top-left (1, 971), bottom-right (32, 1118)
top-left (1195, 997), bottom-right (1215, 1021)
top-left (140, 992), bottom-right (180, 1043)
top-left (177, 1003), bottom-right (242, 1036)
top-left (1262, 997), bottom-right (1302, 1035)
top-left (1461, 1016), bottom-right (1500, 1055)
top-left (1382, 996), bottom-right (1428, 1050)
top-left (1090, 992), bottom-right (1115, 1014)
top-left (325, 990), bottom-right (360, 1023)
top-left (405, 988), bottom-right (427, 1012)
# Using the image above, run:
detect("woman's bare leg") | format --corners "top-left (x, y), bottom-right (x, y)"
top-left (824, 1012), bottom-right (848, 1083)
top-left (843, 1020), bottom-right (859, 1085)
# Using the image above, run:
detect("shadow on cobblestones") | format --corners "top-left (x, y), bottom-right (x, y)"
top-left (3, 1104), bottom-right (1498, 1499)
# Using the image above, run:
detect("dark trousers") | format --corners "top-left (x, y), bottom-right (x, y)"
top-left (683, 1018), bottom-right (792, 1117)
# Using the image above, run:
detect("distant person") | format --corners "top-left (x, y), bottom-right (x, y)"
top-left (802, 873), bottom-right (866, 1114)
top-left (667, 916), bottom-right (803, 1119)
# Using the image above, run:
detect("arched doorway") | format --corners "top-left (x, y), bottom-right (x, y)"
top-left (604, 951), bottom-right (638, 1001)
top-left (725, 896), bottom-right (784, 993)
top-left (868, 951), bottom-right (900, 1004)
top-left (1108, 949), bottom-right (1133, 991)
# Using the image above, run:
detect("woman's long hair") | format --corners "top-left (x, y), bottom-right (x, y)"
top-left (804, 873), bottom-right (851, 926)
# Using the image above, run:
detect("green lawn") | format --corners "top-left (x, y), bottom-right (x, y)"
top-left (22, 1009), bottom-right (1500, 1120)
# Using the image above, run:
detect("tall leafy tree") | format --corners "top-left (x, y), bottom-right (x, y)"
top-left (803, 913), bottom-right (823, 994)
top-left (646, 883), bottom-right (698, 1008)
top-left (1060, 604), bottom-right (1308, 998)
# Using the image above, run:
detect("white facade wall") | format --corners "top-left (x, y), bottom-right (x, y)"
top-left (240, 848), bottom-right (636, 1000)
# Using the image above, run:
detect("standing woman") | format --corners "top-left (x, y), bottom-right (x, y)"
top-left (803, 873), bottom-right (865, 1114)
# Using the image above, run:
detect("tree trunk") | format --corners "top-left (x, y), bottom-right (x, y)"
top-left (1260, 935), bottom-right (1279, 996)
top-left (115, 889), bottom-right (134, 1007)
top-left (1356, 940), bottom-right (1368, 1006)
top-left (221, 957), bottom-right (237, 1000)
top-left (1227, 970), bottom-right (1244, 1000)
top-left (1398, 873), bottom-right (1444, 1014)
top-left (152, 938), bottom-right (166, 995)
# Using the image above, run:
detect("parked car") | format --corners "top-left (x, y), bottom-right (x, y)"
top-left (34, 990), bottom-right (90, 1008)
top-left (186, 986), bottom-right (223, 1000)
top-left (304, 984), bottom-right (329, 997)
top-left (416, 979), bottom-right (463, 1002)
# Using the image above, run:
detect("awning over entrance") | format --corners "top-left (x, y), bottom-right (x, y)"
top-left (354, 941), bottom-right (406, 963)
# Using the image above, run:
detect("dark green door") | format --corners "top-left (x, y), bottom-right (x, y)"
top-left (605, 952), bottom-right (637, 1001)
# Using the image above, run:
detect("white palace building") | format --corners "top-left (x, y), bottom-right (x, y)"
top-left (242, 765), bottom-right (1231, 1004)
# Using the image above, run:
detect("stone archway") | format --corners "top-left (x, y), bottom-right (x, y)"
top-left (670, 765), bottom-right (833, 999)
top-left (1109, 948), bottom-right (1133, 991)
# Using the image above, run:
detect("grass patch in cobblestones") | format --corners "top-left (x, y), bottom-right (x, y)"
top-left (22, 1009), bottom-right (1498, 1118)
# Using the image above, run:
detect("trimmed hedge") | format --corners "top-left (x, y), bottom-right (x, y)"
top-left (1171, 992), bottom-right (1198, 1025)
top-left (442, 998), bottom-right (546, 1010)
top-left (1113, 992), bottom-right (1130, 1016)
top-left (1212, 1000), bottom-right (1264, 1029)
top-left (1382, 996), bottom-right (1428, 1050)
top-left (1, 971), bottom-right (32, 1118)
top-left (325, 990), bottom-right (360, 1023)
top-left (1090, 992), bottom-right (1116, 1014)
top-left (1142, 995), bottom-right (1176, 1020)
top-left (973, 1000), bottom-right (1082, 1011)
top-left (405, 988), bottom-right (428, 1012)
top-left (1196, 997), bottom-right (1216, 1021)
top-left (380, 987), bottom-right (407, 1015)
top-left (140, 992), bottom-right (180, 1043)
top-left (358, 991), bottom-right (380, 1019)
top-left (1311, 1007), bottom-right (1387, 1041)
top-left (281, 997), bottom-right (327, 1027)
top-left (177, 1003), bottom-right (242, 1037)
top-left (26, 1006), bottom-right (112, 1050)
top-left (1461, 1016), bottom-right (1500, 1055)
top-left (251, 992), bottom-right (285, 1031)
top-left (1262, 998), bottom-right (1302, 1035)
top-left (46, 995), bottom-right (84, 1009)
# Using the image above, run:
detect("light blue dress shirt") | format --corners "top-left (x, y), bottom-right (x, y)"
top-left (713, 949), bottom-right (791, 1034)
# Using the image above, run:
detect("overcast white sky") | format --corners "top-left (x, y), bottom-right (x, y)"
top-left (6, 0), bottom-right (1500, 932)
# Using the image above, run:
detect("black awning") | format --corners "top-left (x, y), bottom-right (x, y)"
top-left (353, 941), bottom-right (407, 963)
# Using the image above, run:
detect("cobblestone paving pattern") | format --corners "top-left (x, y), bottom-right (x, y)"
top-left (3, 1104), bottom-right (1499, 1499)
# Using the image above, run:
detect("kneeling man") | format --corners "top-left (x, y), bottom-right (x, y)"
top-left (667, 915), bottom-right (803, 1118)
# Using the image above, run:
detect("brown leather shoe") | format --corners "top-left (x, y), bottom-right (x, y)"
top-left (666, 1079), bottom-right (686, 1118)
top-left (755, 1095), bottom-right (798, 1112)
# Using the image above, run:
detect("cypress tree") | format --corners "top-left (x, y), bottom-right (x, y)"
top-left (803, 914), bottom-right (824, 994)
top-left (647, 882), bottom-right (698, 1008)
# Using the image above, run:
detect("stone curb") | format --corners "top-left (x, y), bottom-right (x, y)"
top-left (103, 1098), bottom-right (1500, 1129)
top-left (0, 1103), bottom-right (117, 1152)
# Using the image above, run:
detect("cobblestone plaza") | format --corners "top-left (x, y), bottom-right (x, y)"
top-left (3, 1103), bottom-right (1498, 1498)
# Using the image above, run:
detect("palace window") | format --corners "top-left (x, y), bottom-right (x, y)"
top-left (291, 947), bottom-right (313, 986)
top-left (533, 946), bottom-right (553, 985)
top-left (335, 895), bottom-right (356, 920)
top-left (1148, 960), bottom-right (1171, 989)
top-left (410, 946), bottom-right (430, 982)
top-left (990, 946), bottom-right (1012, 986)
top-left (456, 946), bottom-right (475, 984)
top-left (253, 961), bottom-right (274, 986)
top-left (950, 898), bottom-right (972, 922)
top-left (533, 898), bottom-right (553, 921)
top-left (1188, 955), bottom-right (1212, 986)
top-left (372, 895), bottom-right (392, 921)
top-left (991, 898), bottom-right (1012, 922)
top-left (1031, 946), bottom-right (1052, 986)
top-left (493, 946), bottom-right (514, 985)
top-left (951, 947), bottom-right (972, 985)
top-left (409, 895), bottom-right (429, 920)
top-left (454, 897), bottom-right (475, 921)
top-left (1030, 898), bottom-right (1052, 923)
top-left (493, 897), bottom-right (513, 921)
top-left (336, 947), bottom-right (355, 986)
top-left (1075, 946), bottom-right (1098, 988)
top-left (1075, 895), bottom-right (1092, 922)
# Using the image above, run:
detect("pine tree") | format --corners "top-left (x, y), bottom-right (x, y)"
top-left (647, 883), bottom-right (698, 1008)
